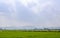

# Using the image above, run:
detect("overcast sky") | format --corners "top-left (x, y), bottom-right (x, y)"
top-left (0, 0), bottom-right (60, 28)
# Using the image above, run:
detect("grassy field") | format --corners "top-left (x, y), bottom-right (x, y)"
top-left (0, 30), bottom-right (60, 38)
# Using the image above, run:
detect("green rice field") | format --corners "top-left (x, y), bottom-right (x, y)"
top-left (0, 30), bottom-right (60, 38)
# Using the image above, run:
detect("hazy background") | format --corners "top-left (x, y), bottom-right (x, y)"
top-left (0, 0), bottom-right (60, 29)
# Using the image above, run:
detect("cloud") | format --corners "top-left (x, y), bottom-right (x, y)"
top-left (18, 0), bottom-right (54, 14)
top-left (0, 0), bottom-right (60, 29)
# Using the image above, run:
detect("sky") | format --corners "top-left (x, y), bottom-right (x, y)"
top-left (0, 0), bottom-right (60, 29)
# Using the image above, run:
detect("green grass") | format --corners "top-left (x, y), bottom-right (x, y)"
top-left (0, 30), bottom-right (60, 38)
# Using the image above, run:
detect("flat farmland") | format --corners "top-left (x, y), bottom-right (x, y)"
top-left (0, 30), bottom-right (60, 38)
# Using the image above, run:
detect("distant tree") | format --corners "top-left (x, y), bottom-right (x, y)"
top-left (0, 28), bottom-right (3, 30)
